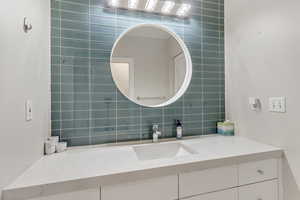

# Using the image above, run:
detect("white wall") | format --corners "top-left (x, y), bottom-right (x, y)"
top-left (0, 0), bottom-right (50, 197)
top-left (225, 0), bottom-right (300, 199)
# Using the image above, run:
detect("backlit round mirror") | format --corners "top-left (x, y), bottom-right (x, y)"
top-left (110, 24), bottom-right (192, 107)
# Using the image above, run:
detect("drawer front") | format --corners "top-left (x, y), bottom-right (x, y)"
top-left (239, 159), bottom-right (277, 185)
top-left (184, 188), bottom-right (238, 200)
top-left (179, 165), bottom-right (238, 198)
top-left (101, 175), bottom-right (178, 200)
top-left (239, 180), bottom-right (278, 200)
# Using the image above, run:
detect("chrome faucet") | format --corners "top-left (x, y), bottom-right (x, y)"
top-left (152, 124), bottom-right (161, 143)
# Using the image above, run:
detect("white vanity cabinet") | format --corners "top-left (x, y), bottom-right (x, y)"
top-left (100, 159), bottom-right (280, 200)
top-left (178, 159), bottom-right (280, 200)
top-left (101, 175), bottom-right (178, 200)
top-left (26, 159), bottom-right (280, 200)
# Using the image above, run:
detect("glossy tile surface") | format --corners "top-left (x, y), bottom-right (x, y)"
top-left (51, 0), bottom-right (225, 146)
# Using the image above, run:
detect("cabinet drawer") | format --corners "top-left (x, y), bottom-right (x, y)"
top-left (101, 175), bottom-right (178, 200)
top-left (184, 188), bottom-right (237, 200)
top-left (238, 180), bottom-right (278, 200)
top-left (238, 159), bottom-right (277, 185)
top-left (179, 165), bottom-right (238, 198)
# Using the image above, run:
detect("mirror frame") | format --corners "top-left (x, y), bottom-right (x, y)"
top-left (110, 24), bottom-right (193, 108)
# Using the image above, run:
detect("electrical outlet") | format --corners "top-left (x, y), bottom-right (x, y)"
top-left (269, 97), bottom-right (286, 113)
top-left (249, 97), bottom-right (260, 111)
top-left (25, 100), bottom-right (33, 121)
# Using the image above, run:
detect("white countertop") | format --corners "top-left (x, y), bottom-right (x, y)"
top-left (3, 135), bottom-right (283, 200)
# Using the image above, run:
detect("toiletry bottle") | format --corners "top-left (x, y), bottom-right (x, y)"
top-left (176, 120), bottom-right (183, 139)
top-left (217, 120), bottom-right (234, 136)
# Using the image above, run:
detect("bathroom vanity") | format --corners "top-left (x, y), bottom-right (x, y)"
top-left (3, 135), bottom-right (283, 200)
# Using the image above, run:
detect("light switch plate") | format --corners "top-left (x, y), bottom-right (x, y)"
top-left (269, 97), bottom-right (286, 113)
top-left (25, 100), bottom-right (33, 121)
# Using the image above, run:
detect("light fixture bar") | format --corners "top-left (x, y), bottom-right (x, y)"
top-left (161, 1), bottom-right (175, 14)
top-left (128, 0), bottom-right (139, 9)
top-left (145, 0), bottom-right (158, 12)
top-left (106, 0), bottom-right (191, 18)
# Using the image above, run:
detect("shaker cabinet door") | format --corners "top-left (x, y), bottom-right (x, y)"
top-left (101, 175), bottom-right (178, 200)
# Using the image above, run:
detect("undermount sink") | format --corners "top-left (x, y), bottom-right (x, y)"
top-left (133, 142), bottom-right (197, 161)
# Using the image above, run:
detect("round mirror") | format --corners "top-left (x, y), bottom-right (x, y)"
top-left (110, 24), bottom-right (192, 107)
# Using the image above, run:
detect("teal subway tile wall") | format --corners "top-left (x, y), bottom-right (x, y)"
top-left (51, 0), bottom-right (225, 146)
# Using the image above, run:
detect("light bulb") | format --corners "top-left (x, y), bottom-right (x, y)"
top-left (161, 1), bottom-right (175, 14)
top-left (145, 0), bottom-right (158, 12)
top-left (176, 3), bottom-right (191, 17)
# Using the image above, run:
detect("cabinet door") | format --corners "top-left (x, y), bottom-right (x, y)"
top-left (184, 188), bottom-right (237, 200)
top-left (30, 189), bottom-right (100, 200)
top-left (238, 159), bottom-right (278, 185)
top-left (179, 165), bottom-right (238, 198)
top-left (238, 180), bottom-right (278, 200)
top-left (101, 175), bottom-right (178, 200)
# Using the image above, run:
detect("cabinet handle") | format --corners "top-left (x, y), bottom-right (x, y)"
top-left (257, 169), bottom-right (264, 175)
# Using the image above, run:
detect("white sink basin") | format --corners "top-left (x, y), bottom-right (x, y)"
top-left (133, 142), bottom-right (197, 161)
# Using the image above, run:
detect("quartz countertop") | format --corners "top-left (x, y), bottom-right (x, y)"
top-left (2, 135), bottom-right (283, 200)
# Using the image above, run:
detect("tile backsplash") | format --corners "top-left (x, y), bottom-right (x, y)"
top-left (51, 0), bottom-right (225, 146)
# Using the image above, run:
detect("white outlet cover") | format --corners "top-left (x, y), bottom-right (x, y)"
top-left (25, 100), bottom-right (33, 121)
top-left (249, 97), bottom-right (260, 111)
top-left (269, 97), bottom-right (286, 113)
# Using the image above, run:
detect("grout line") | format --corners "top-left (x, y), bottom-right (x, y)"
top-left (200, 0), bottom-right (205, 136)
top-left (88, 0), bottom-right (92, 145)
top-left (114, 7), bottom-right (118, 144)
top-left (51, 34), bottom-right (224, 43)
top-left (59, 1), bottom-right (62, 140)
top-left (51, 114), bottom-right (225, 122)
top-left (53, 124), bottom-right (218, 132)
top-left (52, 7), bottom-right (225, 20)
top-left (218, 0), bottom-right (222, 122)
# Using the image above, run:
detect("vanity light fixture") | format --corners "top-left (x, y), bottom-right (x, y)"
top-left (145, 0), bottom-right (158, 12)
top-left (176, 3), bottom-right (191, 17)
top-left (161, 1), bottom-right (175, 14)
top-left (128, 0), bottom-right (139, 9)
top-left (108, 0), bottom-right (119, 7)
top-left (106, 0), bottom-right (191, 18)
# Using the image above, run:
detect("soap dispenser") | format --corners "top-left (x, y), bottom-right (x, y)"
top-left (176, 120), bottom-right (183, 139)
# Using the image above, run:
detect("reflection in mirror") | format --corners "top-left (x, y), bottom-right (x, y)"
top-left (111, 24), bottom-right (192, 107)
